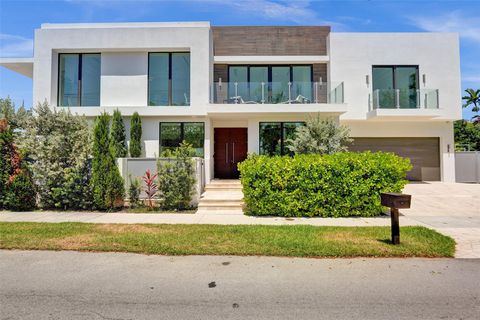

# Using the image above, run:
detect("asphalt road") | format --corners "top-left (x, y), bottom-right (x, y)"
top-left (0, 250), bottom-right (479, 320)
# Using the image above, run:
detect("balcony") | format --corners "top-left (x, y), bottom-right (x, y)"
top-left (368, 88), bottom-right (442, 120)
top-left (208, 81), bottom-right (346, 116)
top-left (372, 88), bottom-right (439, 109)
top-left (211, 81), bottom-right (344, 104)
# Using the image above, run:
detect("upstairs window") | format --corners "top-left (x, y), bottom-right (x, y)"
top-left (149, 52), bottom-right (191, 106)
top-left (228, 65), bottom-right (312, 104)
top-left (372, 65), bottom-right (419, 108)
top-left (58, 53), bottom-right (101, 106)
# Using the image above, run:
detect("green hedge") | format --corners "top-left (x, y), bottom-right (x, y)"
top-left (238, 152), bottom-right (412, 217)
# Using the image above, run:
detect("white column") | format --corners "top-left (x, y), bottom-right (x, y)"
top-left (440, 122), bottom-right (456, 182)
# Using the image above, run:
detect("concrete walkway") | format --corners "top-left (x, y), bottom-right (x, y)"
top-left (1, 182), bottom-right (479, 258)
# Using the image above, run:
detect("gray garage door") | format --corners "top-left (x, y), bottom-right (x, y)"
top-left (349, 138), bottom-right (440, 181)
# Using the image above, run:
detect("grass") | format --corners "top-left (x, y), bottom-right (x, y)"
top-left (0, 222), bottom-right (455, 258)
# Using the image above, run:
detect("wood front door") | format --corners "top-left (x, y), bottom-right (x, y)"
top-left (214, 128), bottom-right (248, 179)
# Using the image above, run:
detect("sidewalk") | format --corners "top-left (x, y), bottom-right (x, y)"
top-left (0, 210), bottom-right (424, 227)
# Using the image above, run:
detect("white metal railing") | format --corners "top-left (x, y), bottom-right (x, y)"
top-left (372, 88), bottom-right (439, 109)
top-left (211, 81), bottom-right (344, 104)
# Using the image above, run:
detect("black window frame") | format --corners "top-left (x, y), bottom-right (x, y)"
top-left (227, 65), bottom-right (313, 84)
top-left (159, 122), bottom-right (205, 156)
top-left (259, 121), bottom-right (305, 156)
top-left (372, 65), bottom-right (420, 90)
top-left (148, 52), bottom-right (191, 106)
top-left (57, 52), bottom-right (101, 107)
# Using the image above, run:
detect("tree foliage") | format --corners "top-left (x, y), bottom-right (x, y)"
top-left (287, 115), bottom-right (352, 155)
top-left (92, 112), bottom-right (125, 210)
top-left (0, 97), bottom-right (31, 131)
top-left (463, 88), bottom-right (480, 123)
top-left (454, 120), bottom-right (480, 151)
top-left (129, 112), bottom-right (142, 157)
top-left (0, 119), bottom-right (21, 208)
top-left (3, 164), bottom-right (36, 211)
top-left (110, 109), bottom-right (128, 158)
top-left (22, 102), bottom-right (92, 209)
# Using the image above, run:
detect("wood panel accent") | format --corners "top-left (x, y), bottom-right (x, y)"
top-left (214, 64), bottom-right (228, 82)
top-left (313, 64), bottom-right (327, 83)
top-left (349, 138), bottom-right (441, 181)
top-left (212, 26), bottom-right (330, 56)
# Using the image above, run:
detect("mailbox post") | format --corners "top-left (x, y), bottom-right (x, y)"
top-left (380, 193), bottom-right (411, 245)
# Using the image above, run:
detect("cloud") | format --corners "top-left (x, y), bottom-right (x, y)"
top-left (201, 0), bottom-right (344, 27)
top-left (0, 34), bottom-right (33, 57)
top-left (409, 10), bottom-right (480, 43)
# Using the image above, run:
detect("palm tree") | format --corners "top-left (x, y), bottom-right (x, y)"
top-left (463, 88), bottom-right (480, 123)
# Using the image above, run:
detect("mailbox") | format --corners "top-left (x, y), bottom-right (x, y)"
top-left (380, 192), bottom-right (412, 245)
top-left (380, 193), bottom-right (411, 209)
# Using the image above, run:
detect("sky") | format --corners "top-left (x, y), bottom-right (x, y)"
top-left (0, 0), bottom-right (479, 119)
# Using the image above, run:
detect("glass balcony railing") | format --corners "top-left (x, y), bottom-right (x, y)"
top-left (210, 81), bottom-right (344, 104)
top-left (372, 89), bottom-right (439, 109)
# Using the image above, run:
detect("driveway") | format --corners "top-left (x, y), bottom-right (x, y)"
top-left (402, 182), bottom-right (480, 258)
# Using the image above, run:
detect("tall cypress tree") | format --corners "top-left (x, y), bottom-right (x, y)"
top-left (129, 112), bottom-right (142, 157)
top-left (92, 113), bottom-right (125, 210)
top-left (110, 109), bottom-right (127, 158)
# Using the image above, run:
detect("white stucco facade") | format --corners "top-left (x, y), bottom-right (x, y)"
top-left (0, 22), bottom-right (462, 182)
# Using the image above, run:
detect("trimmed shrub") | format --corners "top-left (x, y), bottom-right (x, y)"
top-left (92, 113), bottom-right (125, 210)
top-left (4, 165), bottom-right (36, 211)
top-left (157, 142), bottom-right (196, 210)
top-left (129, 112), bottom-right (142, 157)
top-left (110, 109), bottom-right (128, 157)
top-left (238, 152), bottom-right (412, 217)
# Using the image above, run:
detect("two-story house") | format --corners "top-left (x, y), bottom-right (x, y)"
top-left (0, 21), bottom-right (461, 182)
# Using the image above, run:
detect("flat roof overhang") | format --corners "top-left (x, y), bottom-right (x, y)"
top-left (366, 108), bottom-right (444, 121)
top-left (0, 58), bottom-right (34, 78)
top-left (207, 103), bottom-right (348, 118)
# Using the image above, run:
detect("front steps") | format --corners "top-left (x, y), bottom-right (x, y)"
top-left (197, 180), bottom-right (244, 213)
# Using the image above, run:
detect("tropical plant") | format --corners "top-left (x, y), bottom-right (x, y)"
top-left (129, 112), bottom-right (142, 157)
top-left (286, 115), bottom-right (352, 155)
top-left (22, 102), bottom-right (92, 209)
top-left (92, 112), bottom-right (125, 210)
top-left (142, 169), bottom-right (158, 209)
top-left (128, 175), bottom-right (141, 208)
top-left (110, 109), bottom-right (128, 158)
top-left (157, 141), bottom-right (196, 210)
top-left (463, 88), bottom-right (480, 123)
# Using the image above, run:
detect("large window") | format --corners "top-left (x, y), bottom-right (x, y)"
top-left (159, 122), bottom-right (204, 156)
top-left (259, 122), bottom-right (304, 156)
top-left (58, 53), bottom-right (101, 106)
top-left (372, 66), bottom-right (419, 108)
top-left (149, 53), bottom-right (190, 106)
top-left (228, 65), bottom-right (312, 103)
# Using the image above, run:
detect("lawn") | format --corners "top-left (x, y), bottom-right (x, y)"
top-left (0, 222), bottom-right (455, 258)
